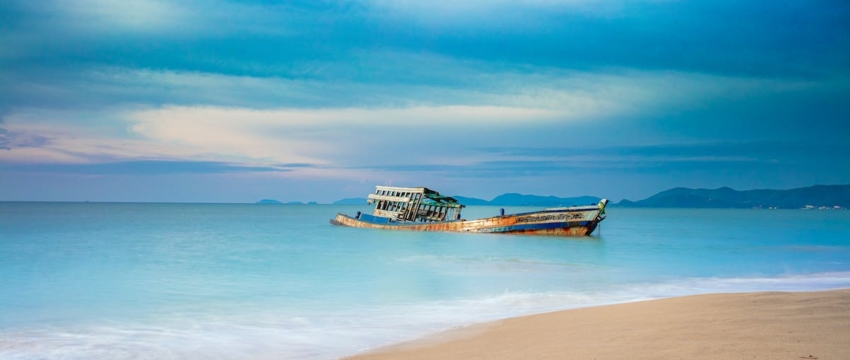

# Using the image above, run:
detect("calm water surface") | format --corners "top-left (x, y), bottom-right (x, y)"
top-left (1, 203), bottom-right (849, 359)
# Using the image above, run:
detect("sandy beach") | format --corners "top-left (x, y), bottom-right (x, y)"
top-left (346, 289), bottom-right (850, 360)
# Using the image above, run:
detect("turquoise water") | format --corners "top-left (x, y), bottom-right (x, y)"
top-left (1, 203), bottom-right (849, 359)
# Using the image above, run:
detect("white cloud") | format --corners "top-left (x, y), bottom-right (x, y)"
top-left (58, 0), bottom-right (190, 32)
top-left (125, 105), bottom-right (562, 164)
top-left (0, 104), bottom-right (560, 169)
top-left (43, 0), bottom-right (311, 37)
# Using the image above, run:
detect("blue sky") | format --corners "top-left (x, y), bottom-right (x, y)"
top-left (1, 0), bottom-right (848, 203)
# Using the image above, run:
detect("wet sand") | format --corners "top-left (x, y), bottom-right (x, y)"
top-left (345, 289), bottom-right (850, 360)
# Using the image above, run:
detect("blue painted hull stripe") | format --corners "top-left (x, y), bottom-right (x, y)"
top-left (480, 221), bottom-right (578, 233)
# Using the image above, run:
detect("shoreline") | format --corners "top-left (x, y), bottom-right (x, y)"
top-left (344, 289), bottom-right (850, 360)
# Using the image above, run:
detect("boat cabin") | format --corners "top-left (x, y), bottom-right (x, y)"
top-left (366, 186), bottom-right (464, 223)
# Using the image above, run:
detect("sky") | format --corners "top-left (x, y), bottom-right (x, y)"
top-left (1, 0), bottom-right (848, 203)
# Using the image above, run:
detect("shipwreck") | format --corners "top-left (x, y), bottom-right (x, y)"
top-left (331, 186), bottom-right (608, 236)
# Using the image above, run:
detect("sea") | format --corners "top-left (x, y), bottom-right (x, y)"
top-left (1, 202), bottom-right (849, 359)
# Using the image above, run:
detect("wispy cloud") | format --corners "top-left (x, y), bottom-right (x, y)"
top-left (60, 0), bottom-right (189, 32)
top-left (476, 142), bottom-right (847, 160)
top-left (0, 104), bottom-right (564, 167)
top-left (0, 160), bottom-right (294, 175)
top-left (0, 127), bottom-right (50, 150)
top-left (354, 141), bottom-right (846, 178)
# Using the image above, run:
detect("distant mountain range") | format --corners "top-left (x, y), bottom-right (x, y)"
top-left (616, 184), bottom-right (850, 209)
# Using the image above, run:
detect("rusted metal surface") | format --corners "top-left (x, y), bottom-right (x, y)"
top-left (366, 186), bottom-right (463, 222)
top-left (331, 185), bottom-right (608, 236)
top-left (331, 215), bottom-right (598, 235)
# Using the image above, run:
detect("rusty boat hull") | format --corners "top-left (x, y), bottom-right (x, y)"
top-left (331, 203), bottom-right (607, 236)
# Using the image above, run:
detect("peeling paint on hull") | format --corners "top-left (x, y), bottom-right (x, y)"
top-left (330, 208), bottom-right (604, 236)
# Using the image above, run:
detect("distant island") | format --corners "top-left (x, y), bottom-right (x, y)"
top-left (333, 198), bottom-right (370, 205)
top-left (256, 199), bottom-right (317, 205)
top-left (616, 184), bottom-right (849, 209)
top-left (255, 199), bottom-right (283, 204)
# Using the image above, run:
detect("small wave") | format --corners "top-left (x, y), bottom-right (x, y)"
top-left (393, 254), bottom-right (603, 274)
top-left (2, 272), bottom-right (848, 360)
